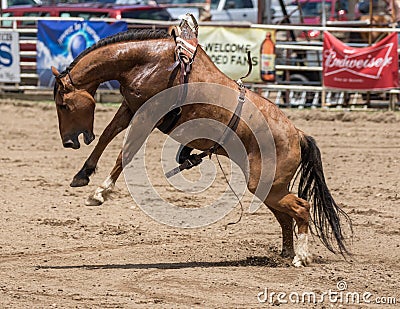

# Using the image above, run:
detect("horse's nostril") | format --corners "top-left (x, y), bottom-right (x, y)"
top-left (83, 131), bottom-right (95, 145)
top-left (63, 140), bottom-right (75, 148)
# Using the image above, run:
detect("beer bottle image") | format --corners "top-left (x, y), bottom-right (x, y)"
top-left (260, 32), bottom-right (276, 82)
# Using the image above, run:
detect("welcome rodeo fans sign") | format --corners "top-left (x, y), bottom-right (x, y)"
top-left (323, 31), bottom-right (398, 90)
top-left (0, 31), bottom-right (20, 83)
top-left (199, 27), bottom-right (275, 83)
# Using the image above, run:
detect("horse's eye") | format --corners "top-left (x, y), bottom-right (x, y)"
top-left (58, 104), bottom-right (69, 111)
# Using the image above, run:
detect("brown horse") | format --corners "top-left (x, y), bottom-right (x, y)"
top-left (359, 15), bottom-right (391, 43)
top-left (52, 28), bottom-right (352, 266)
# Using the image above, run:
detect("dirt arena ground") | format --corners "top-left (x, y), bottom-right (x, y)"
top-left (0, 99), bottom-right (399, 308)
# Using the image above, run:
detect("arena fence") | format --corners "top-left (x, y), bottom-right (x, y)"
top-left (0, 16), bottom-right (399, 110)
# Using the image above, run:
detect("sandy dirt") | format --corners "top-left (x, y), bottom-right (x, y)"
top-left (0, 99), bottom-right (399, 308)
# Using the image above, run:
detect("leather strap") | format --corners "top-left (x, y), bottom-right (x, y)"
top-left (158, 14), bottom-right (199, 134)
top-left (157, 107), bottom-right (182, 134)
top-left (165, 53), bottom-right (253, 178)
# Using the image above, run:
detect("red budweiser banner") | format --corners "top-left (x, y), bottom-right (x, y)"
top-left (323, 31), bottom-right (398, 90)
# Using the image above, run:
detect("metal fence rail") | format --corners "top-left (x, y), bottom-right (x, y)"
top-left (0, 16), bottom-right (399, 110)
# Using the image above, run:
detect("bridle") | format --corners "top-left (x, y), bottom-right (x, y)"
top-left (53, 68), bottom-right (76, 102)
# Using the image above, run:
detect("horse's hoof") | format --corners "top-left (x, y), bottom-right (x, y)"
top-left (292, 255), bottom-right (304, 267)
top-left (70, 176), bottom-right (90, 187)
top-left (292, 254), bottom-right (312, 267)
top-left (85, 196), bottom-right (104, 206)
top-left (292, 234), bottom-right (312, 267)
top-left (292, 242), bottom-right (312, 267)
top-left (85, 189), bottom-right (106, 206)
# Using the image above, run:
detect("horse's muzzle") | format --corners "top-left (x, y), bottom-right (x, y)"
top-left (83, 130), bottom-right (95, 145)
top-left (62, 131), bottom-right (94, 149)
top-left (63, 136), bottom-right (80, 149)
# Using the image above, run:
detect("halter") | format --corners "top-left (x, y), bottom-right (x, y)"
top-left (53, 68), bottom-right (76, 101)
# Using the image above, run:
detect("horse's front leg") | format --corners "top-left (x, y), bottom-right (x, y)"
top-left (70, 100), bottom-right (133, 187)
top-left (85, 150), bottom-right (123, 206)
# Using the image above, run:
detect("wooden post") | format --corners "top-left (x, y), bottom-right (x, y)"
top-left (389, 91), bottom-right (396, 111)
top-left (365, 0), bottom-right (374, 108)
top-left (321, 31), bottom-right (326, 108)
top-left (389, 0), bottom-right (398, 111)
top-left (259, 0), bottom-right (266, 24)
top-left (391, 0), bottom-right (397, 23)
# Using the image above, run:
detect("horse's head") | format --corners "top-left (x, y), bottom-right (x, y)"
top-left (52, 66), bottom-right (95, 149)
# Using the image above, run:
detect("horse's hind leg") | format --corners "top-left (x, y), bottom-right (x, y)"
top-left (267, 207), bottom-right (295, 258)
top-left (71, 100), bottom-right (133, 187)
top-left (266, 189), bottom-right (312, 267)
top-left (86, 150), bottom-right (123, 206)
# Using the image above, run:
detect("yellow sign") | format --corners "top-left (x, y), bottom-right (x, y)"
top-left (198, 27), bottom-right (275, 83)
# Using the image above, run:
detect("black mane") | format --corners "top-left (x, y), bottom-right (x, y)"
top-left (59, 28), bottom-right (171, 77)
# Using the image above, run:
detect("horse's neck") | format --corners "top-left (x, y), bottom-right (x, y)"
top-left (69, 39), bottom-right (237, 108)
top-left (190, 48), bottom-right (238, 89)
top-left (71, 39), bottom-right (175, 90)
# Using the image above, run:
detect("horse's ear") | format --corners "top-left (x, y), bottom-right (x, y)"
top-left (168, 26), bottom-right (179, 42)
top-left (51, 66), bottom-right (60, 77)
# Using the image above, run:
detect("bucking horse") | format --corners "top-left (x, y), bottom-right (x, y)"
top-left (51, 17), bottom-right (352, 267)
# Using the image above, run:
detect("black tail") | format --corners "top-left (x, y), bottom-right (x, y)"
top-left (298, 134), bottom-right (352, 255)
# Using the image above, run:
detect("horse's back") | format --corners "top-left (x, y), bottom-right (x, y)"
top-left (249, 92), bottom-right (302, 186)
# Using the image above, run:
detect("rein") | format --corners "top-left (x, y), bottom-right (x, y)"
top-left (66, 68), bottom-right (76, 87)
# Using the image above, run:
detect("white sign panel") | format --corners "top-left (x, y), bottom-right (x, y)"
top-left (0, 31), bottom-right (20, 83)
top-left (198, 27), bottom-right (275, 83)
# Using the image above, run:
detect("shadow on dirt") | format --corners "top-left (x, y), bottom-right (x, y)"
top-left (37, 256), bottom-right (292, 270)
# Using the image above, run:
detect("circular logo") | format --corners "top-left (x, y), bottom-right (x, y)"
top-left (70, 34), bottom-right (87, 59)
top-left (336, 280), bottom-right (348, 291)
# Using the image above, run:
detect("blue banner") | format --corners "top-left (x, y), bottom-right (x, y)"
top-left (37, 20), bottom-right (127, 88)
